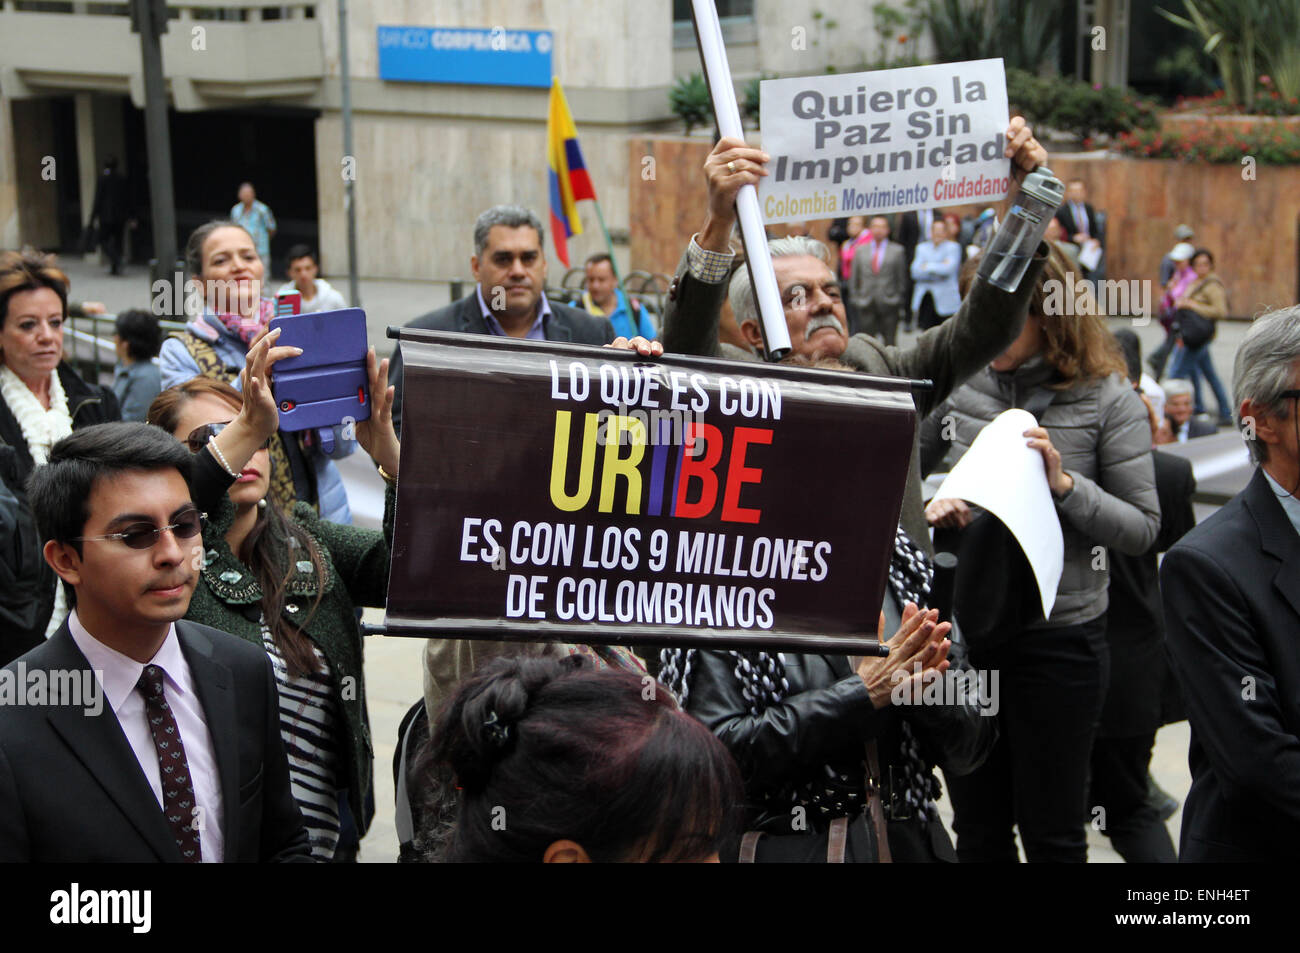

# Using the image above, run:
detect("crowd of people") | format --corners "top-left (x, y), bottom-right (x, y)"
top-left (1, 112), bottom-right (1297, 865)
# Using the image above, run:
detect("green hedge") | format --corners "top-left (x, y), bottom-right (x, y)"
top-left (1006, 68), bottom-right (1160, 141)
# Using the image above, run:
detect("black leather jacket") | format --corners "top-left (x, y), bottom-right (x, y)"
top-left (684, 645), bottom-right (996, 860)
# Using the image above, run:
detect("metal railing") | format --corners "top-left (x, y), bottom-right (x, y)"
top-left (64, 313), bottom-right (187, 387)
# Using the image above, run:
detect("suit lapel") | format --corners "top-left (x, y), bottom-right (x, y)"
top-left (177, 622), bottom-right (241, 861)
top-left (41, 628), bottom-right (179, 861)
top-left (546, 306), bottom-right (572, 343)
top-left (1245, 469), bottom-right (1300, 624)
top-left (457, 294), bottom-right (491, 335)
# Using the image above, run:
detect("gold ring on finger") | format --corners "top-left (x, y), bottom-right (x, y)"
top-left (727, 160), bottom-right (738, 174)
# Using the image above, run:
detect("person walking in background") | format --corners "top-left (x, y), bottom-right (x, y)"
top-left (89, 157), bottom-right (130, 276)
top-left (849, 215), bottom-right (907, 345)
top-left (580, 253), bottom-right (655, 340)
top-left (1160, 224), bottom-right (1196, 286)
top-left (112, 309), bottom-right (163, 422)
top-left (1149, 242), bottom-right (1197, 381)
top-left (910, 218), bottom-right (962, 331)
top-left (230, 182), bottom-right (276, 271)
top-left (1167, 248), bottom-right (1233, 427)
top-left (277, 245), bottom-right (347, 314)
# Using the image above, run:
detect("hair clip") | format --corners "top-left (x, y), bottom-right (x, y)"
top-left (483, 710), bottom-right (511, 748)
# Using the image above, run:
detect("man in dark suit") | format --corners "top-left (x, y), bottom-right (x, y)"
top-left (0, 422), bottom-right (310, 862)
top-left (388, 204), bottom-right (616, 436)
top-left (1054, 179), bottom-right (1105, 285)
top-left (90, 157), bottom-right (130, 275)
top-left (1161, 305), bottom-right (1300, 861)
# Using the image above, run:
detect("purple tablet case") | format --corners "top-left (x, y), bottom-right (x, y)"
top-left (268, 308), bottom-right (371, 432)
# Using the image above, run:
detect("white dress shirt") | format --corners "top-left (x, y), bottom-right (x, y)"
top-left (68, 611), bottom-right (226, 862)
top-left (1263, 469), bottom-right (1300, 539)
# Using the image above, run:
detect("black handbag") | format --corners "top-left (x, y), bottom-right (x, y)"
top-left (1173, 306), bottom-right (1214, 350)
top-left (735, 741), bottom-right (892, 863)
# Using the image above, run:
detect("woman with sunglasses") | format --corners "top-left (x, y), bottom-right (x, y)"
top-left (147, 345), bottom-right (399, 862)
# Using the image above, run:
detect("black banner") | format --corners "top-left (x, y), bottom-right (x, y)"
top-left (386, 330), bottom-right (916, 653)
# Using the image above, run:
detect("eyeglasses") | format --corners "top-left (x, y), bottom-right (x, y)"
top-left (73, 509), bottom-right (208, 550)
top-left (184, 421), bottom-right (269, 454)
top-left (1280, 391), bottom-right (1300, 402)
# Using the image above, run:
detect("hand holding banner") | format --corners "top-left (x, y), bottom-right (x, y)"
top-left (689, 0), bottom-right (791, 360)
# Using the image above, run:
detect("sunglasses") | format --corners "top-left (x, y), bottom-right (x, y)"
top-left (185, 421), bottom-right (270, 454)
top-left (73, 508), bottom-right (208, 551)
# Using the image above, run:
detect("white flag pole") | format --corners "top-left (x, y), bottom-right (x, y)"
top-left (690, 0), bottom-right (791, 360)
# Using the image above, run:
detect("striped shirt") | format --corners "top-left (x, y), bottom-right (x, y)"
top-left (260, 619), bottom-right (342, 861)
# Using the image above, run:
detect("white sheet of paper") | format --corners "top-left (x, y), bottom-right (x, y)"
top-left (933, 409), bottom-right (1063, 619)
top-left (1078, 241), bottom-right (1102, 271)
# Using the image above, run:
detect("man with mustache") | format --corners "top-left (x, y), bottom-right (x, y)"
top-left (388, 204), bottom-right (616, 437)
top-left (0, 422), bottom-right (311, 861)
top-left (661, 117), bottom-right (1050, 551)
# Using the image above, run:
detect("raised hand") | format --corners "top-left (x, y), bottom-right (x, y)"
top-left (355, 347), bottom-right (400, 479)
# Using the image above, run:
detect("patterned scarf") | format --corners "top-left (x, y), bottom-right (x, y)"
top-left (214, 297), bottom-right (276, 346)
top-left (658, 525), bottom-right (942, 824)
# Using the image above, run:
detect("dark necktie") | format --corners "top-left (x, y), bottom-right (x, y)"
top-left (137, 664), bottom-right (203, 862)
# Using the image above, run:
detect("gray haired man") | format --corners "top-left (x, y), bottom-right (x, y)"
top-left (1161, 306), bottom-right (1300, 861)
top-left (659, 118), bottom-right (1050, 551)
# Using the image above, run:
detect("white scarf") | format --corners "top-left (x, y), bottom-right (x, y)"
top-left (0, 363), bottom-right (72, 466)
top-left (1, 364), bottom-right (74, 636)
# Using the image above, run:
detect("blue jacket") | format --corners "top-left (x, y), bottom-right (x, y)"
top-left (113, 359), bottom-right (162, 422)
top-left (909, 240), bottom-right (962, 316)
top-left (159, 312), bottom-right (355, 524)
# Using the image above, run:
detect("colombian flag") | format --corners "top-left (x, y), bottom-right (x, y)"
top-left (547, 78), bottom-right (596, 267)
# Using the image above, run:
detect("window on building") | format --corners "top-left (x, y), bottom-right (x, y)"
top-left (673, 0), bottom-right (754, 21)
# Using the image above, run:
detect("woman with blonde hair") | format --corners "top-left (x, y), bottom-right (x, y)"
top-left (920, 247), bottom-right (1160, 862)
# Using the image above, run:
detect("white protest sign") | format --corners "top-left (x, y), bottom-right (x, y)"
top-left (758, 58), bottom-right (1010, 224)
top-left (931, 409), bottom-right (1063, 619)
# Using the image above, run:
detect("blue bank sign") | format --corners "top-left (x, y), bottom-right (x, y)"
top-left (377, 26), bottom-right (554, 88)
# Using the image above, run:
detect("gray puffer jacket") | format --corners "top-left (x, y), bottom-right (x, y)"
top-left (920, 355), bottom-right (1160, 629)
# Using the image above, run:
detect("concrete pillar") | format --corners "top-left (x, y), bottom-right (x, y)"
top-left (11, 99), bottom-right (59, 250)
top-left (0, 92), bottom-right (17, 249)
top-left (75, 92), bottom-right (98, 260)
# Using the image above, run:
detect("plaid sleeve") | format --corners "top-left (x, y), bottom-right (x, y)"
top-left (685, 235), bottom-right (734, 285)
